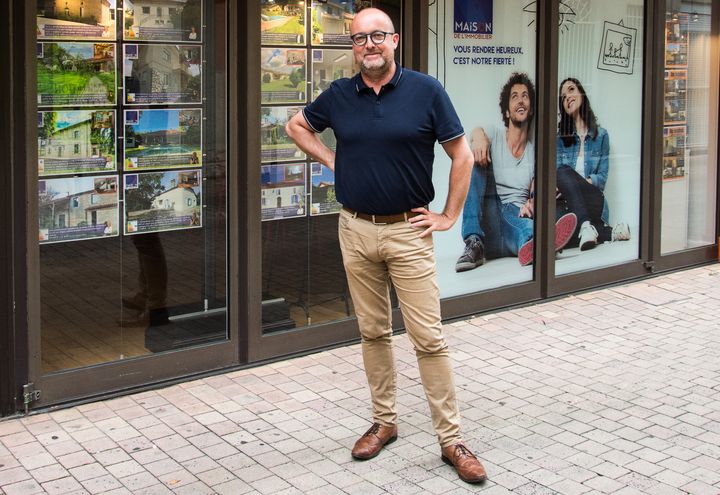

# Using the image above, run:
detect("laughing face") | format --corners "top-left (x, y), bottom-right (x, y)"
top-left (506, 83), bottom-right (532, 127)
top-left (560, 80), bottom-right (583, 118)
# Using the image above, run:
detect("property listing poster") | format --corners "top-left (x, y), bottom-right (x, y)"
top-left (429, 0), bottom-right (642, 296)
top-left (311, 49), bottom-right (357, 99)
top-left (124, 0), bottom-right (202, 42)
top-left (261, 47), bottom-right (306, 104)
top-left (124, 44), bottom-right (202, 105)
top-left (39, 175), bottom-right (119, 244)
top-left (261, 0), bottom-right (305, 45)
top-left (37, 0), bottom-right (117, 41)
top-left (310, 163), bottom-right (340, 216)
top-left (124, 170), bottom-right (202, 235)
top-left (38, 110), bottom-right (116, 176)
top-left (124, 109), bottom-right (202, 171)
top-left (260, 163), bottom-right (306, 221)
top-left (261, 106), bottom-right (305, 163)
top-left (37, 42), bottom-right (116, 106)
top-left (310, 1), bottom-right (363, 45)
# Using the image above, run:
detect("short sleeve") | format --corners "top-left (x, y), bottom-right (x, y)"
top-left (302, 84), bottom-right (335, 133)
top-left (431, 83), bottom-right (465, 143)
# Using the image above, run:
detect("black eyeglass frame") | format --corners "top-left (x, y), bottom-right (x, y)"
top-left (350, 30), bottom-right (396, 46)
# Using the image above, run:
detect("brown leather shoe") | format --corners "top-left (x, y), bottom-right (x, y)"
top-left (441, 442), bottom-right (488, 483)
top-left (351, 423), bottom-right (397, 460)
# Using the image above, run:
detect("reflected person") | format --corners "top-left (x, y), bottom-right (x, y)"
top-left (122, 233), bottom-right (170, 340)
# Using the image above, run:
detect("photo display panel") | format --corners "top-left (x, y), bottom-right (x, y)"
top-left (124, 170), bottom-right (202, 234)
top-left (310, 162), bottom-right (340, 216)
top-left (39, 175), bottom-right (120, 243)
top-left (124, 0), bottom-right (202, 42)
top-left (124, 44), bottom-right (202, 105)
top-left (37, 0), bottom-right (117, 41)
top-left (260, 163), bottom-right (306, 221)
top-left (261, 47), bottom-right (306, 104)
top-left (124, 109), bottom-right (202, 171)
top-left (261, 0), bottom-right (305, 45)
top-left (261, 106), bottom-right (306, 163)
top-left (37, 42), bottom-right (117, 106)
top-left (38, 110), bottom-right (116, 176)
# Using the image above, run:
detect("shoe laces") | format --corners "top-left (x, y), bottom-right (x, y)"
top-left (454, 443), bottom-right (477, 459)
top-left (364, 423), bottom-right (381, 437)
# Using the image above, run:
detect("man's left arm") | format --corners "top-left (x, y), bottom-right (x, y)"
top-left (409, 135), bottom-right (474, 238)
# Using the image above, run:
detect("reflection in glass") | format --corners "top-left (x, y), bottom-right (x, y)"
top-left (555, 1), bottom-right (642, 275)
top-left (661, 4), bottom-right (717, 253)
top-left (39, 1), bottom-right (227, 373)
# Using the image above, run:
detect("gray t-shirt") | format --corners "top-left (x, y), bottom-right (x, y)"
top-left (488, 125), bottom-right (534, 207)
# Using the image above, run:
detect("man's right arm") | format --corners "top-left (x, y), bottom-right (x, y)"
top-left (469, 126), bottom-right (492, 167)
top-left (285, 112), bottom-right (336, 172)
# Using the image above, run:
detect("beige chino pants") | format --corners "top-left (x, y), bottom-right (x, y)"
top-left (338, 208), bottom-right (462, 448)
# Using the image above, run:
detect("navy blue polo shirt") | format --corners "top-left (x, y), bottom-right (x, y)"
top-left (302, 66), bottom-right (464, 215)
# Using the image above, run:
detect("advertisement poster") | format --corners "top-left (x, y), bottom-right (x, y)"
top-left (261, 48), bottom-right (306, 104)
top-left (37, 0), bottom-right (116, 40)
top-left (37, 42), bottom-right (116, 106)
top-left (124, 170), bottom-right (202, 234)
top-left (261, 163), bottom-right (306, 221)
top-left (124, 0), bottom-right (202, 42)
top-left (124, 109), bottom-right (202, 171)
top-left (664, 70), bottom-right (687, 125)
top-left (428, 0), bottom-right (642, 293)
top-left (39, 175), bottom-right (119, 244)
top-left (310, 162), bottom-right (340, 216)
top-left (311, 49), bottom-right (356, 99)
top-left (124, 44), bottom-right (202, 105)
top-left (261, 0), bottom-right (305, 45)
top-left (38, 110), bottom-right (116, 176)
top-left (310, 1), bottom-right (361, 45)
top-left (261, 106), bottom-right (305, 163)
top-left (663, 125), bottom-right (686, 180)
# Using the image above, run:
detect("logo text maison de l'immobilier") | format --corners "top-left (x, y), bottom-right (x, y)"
top-left (454, 0), bottom-right (493, 38)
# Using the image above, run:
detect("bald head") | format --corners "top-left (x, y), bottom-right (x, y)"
top-left (351, 8), bottom-right (395, 34)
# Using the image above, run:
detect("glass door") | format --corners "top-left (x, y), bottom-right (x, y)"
top-left (660, 1), bottom-right (718, 255)
top-left (29, 0), bottom-right (234, 406)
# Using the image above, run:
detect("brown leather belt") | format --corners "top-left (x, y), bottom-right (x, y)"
top-left (343, 206), bottom-right (422, 225)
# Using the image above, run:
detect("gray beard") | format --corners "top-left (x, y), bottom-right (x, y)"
top-left (360, 58), bottom-right (390, 80)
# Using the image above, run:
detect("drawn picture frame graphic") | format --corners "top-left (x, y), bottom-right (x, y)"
top-left (597, 20), bottom-right (636, 75)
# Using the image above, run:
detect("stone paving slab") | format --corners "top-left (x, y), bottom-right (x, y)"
top-left (2, 264), bottom-right (720, 494)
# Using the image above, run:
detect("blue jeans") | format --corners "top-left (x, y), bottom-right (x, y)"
top-left (461, 165), bottom-right (533, 258)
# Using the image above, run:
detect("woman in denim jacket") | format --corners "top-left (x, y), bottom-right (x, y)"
top-left (556, 77), bottom-right (630, 250)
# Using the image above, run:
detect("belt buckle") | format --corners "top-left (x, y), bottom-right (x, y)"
top-left (371, 214), bottom-right (387, 225)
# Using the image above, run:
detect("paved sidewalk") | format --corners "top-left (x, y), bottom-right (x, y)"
top-left (1, 265), bottom-right (719, 495)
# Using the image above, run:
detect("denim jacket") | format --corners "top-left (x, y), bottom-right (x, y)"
top-left (556, 127), bottom-right (610, 223)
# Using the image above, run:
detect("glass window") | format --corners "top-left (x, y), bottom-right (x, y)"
top-left (260, 2), bottom-right (401, 332)
top-left (428, 0), bottom-right (538, 295)
top-left (661, 2), bottom-right (717, 253)
top-left (554, 1), bottom-right (643, 275)
top-left (36, 0), bottom-right (228, 373)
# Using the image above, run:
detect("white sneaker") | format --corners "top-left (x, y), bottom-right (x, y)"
top-left (612, 222), bottom-right (631, 241)
top-left (579, 221), bottom-right (598, 251)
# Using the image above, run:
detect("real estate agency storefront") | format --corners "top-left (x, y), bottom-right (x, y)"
top-left (1, 0), bottom-right (718, 417)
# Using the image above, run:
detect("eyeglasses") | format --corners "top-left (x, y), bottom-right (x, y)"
top-left (350, 30), bottom-right (394, 46)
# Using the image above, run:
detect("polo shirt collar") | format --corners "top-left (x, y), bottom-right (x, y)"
top-left (355, 65), bottom-right (404, 93)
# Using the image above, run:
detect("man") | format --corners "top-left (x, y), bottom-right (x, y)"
top-left (286, 7), bottom-right (487, 484)
top-left (455, 73), bottom-right (577, 271)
